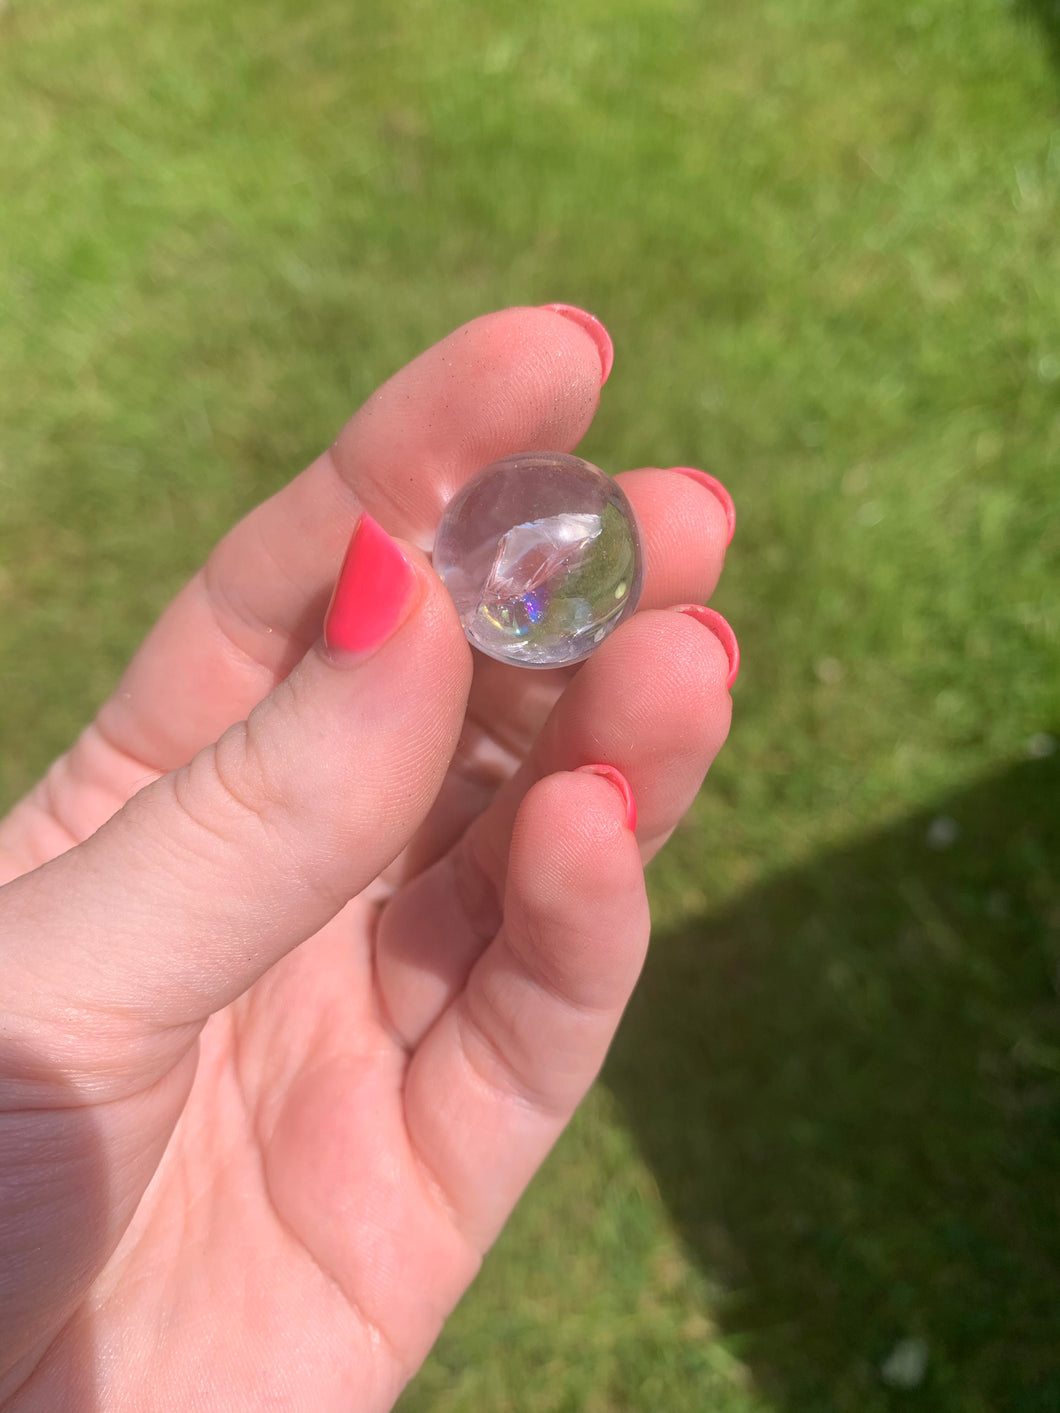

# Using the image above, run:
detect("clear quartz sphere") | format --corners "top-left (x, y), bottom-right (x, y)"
top-left (433, 451), bottom-right (643, 668)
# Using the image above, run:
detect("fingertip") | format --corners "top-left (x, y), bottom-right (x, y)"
top-left (511, 768), bottom-right (645, 919)
top-left (612, 467), bottom-right (729, 612)
top-left (575, 764), bottom-right (637, 832)
top-left (668, 467), bottom-right (736, 547)
top-left (538, 303), bottom-right (615, 385)
top-left (504, 768), bottom-right (650, 1015)
top-left (331, 307), bottom-right (607, 546)
top-left (671, 605), bottom-right (740, 691)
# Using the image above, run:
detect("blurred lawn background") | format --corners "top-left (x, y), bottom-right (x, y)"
top-left (1, 0), bottom-right (1059, 1407)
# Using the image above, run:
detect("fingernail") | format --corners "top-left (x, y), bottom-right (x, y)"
top-left (672, 605), bottom-right (740, 690)
top-left (324, 514), bottom-right (418, 656)
top-left (576, 764), bottom-right (637, 832)
top-left (539, 303), bottom-right (614, 385)
top-left (669, 468), bottom-right (736, 547)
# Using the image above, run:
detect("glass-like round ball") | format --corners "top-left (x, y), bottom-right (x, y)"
top-left (433, 451), bottom-right (643, 668)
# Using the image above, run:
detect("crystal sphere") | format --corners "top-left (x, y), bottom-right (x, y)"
top-left (433, 451), bottom-right (643, 668)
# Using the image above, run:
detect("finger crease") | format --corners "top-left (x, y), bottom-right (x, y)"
top-left (448, 833), bottom-right (504, 948)
top-left (404, 1111), bottom-right (481, 1258)
top-left (456, 993), bottom-right (569, 1123)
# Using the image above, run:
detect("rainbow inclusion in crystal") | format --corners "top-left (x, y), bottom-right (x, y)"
top-left (433, 451), bottom-right (644, 668)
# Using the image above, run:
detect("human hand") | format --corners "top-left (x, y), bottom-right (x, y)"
top-left (0, 306), bottom-right (737, 1411)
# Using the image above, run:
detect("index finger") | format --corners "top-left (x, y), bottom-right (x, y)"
top-left (44, 308), bottom-right (608, 812)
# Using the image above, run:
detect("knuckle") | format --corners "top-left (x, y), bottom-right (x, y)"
top-left (168, 715), bottom-right (286, 852)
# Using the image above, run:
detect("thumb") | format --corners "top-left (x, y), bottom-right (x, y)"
top-left (2, 515), bottom-right (472, 1039)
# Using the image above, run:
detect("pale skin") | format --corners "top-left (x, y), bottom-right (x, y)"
top-left (0, 307), bottom-right (734, 1411)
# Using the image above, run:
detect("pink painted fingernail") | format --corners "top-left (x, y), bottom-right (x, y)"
top-left (324, 514), bottom-right (417, 656)
top-left (539, 303), bottom-right (614, 385)
top-left (670, 468), bottom-right (736, 547)
top-left (672, 605), bottom-right (740, 690)
top-left (576, 764), bottom-right (637, 832)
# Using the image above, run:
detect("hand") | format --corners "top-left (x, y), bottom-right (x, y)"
top-left (0, 306), bottom-right (736, 1412)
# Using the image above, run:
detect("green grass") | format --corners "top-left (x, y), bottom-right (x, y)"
top-left (2, 0), bottom-right (1059, 1406)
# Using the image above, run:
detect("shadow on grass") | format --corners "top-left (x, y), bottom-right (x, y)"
top-left (607, 750), bottom-right (1060, 1412)
top-left (1019, 0), bottom-right (1060, 73)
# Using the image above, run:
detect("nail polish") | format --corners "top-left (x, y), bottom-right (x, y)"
top-left (673, 605), bottom-right (740, 690)
top-left (669, 468), bottom-right (736, 547)
top-left (539, 304), bottom-right (615, 385)
top-left (324, 515), bottom-right (417, 656)
top-left (576, 763), bottom-right (638, 831)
